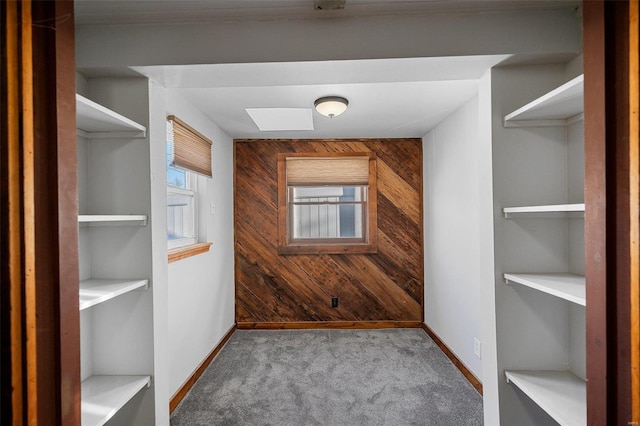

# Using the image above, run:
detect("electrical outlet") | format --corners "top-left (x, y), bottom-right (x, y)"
top-left (209, 202), bottom-right (215, 215)
top-left (331, 296), bottom-right (338, 308)
top-left (474, 338), bottom-right (482, 359)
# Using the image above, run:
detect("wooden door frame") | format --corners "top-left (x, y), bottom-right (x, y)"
top-left (1, 1), bottom-right (80, 424)
top-left (584, 1), bottom-right (639, 425)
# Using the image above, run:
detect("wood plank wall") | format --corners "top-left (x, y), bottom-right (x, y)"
top-left (234, 139), bottom-right (423, 327)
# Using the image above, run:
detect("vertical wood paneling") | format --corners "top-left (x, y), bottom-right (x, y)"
top-left (234, 139), bottom-right (423, 325)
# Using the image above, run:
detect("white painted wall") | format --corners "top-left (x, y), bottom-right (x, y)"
top-left (76, 9), bottom-right (581, 68)
top-left (423, 95), bottom-right (483, 380)
top-left (159, 89), bottom-right (236, 397)
top-left (477, 70), bottom-right (500, 426)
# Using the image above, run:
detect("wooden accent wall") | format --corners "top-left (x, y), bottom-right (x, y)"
top-left (234, 139), bottom-right (423, 327)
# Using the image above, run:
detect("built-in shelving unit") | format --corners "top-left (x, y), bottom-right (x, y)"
top-left (494, 67), bottom-right (586, 425)
top-left (76, 94), bottom-right (146, 139)
top-left (80, 279), bottom-right (149, 310)
top-left (505, 370), bottom-right (586, 426)
top-left (503, 74), bottom-right (584, 128)
top-left (502, 203), bottom-right (584, 218)
top-left (504, 273), bottom-right (585, 306)
top-left (81, 375), bottom-right (151, 426)
top-left (78, 214), bottom-right (148, 226)
top-left (77, 87), bottom-right (154, 425)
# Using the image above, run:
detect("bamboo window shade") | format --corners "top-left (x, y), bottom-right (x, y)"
top-left (168, 115), bottom-right (213, 177)
top-left (286, 156), bottom-right (370, 185)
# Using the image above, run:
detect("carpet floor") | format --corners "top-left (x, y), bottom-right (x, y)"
top-left (170, 328), bottom-right (484, 426)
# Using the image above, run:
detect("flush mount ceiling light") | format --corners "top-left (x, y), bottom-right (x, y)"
top-left (314, 96), bottom-right (349, 118)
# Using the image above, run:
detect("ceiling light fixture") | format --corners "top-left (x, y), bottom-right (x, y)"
top-left (314, 96), bottom-right (349, 118)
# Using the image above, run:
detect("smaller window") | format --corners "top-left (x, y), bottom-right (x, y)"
top-left (167, 130), bottom-right (198, 249)
top-left (167, 171), bottom-right (198, 249)
top-left (167, 118), bottom-right (207, 250)
top-left (277, 153), bottom-right (377, 255)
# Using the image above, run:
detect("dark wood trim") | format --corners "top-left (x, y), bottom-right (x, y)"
top-left (584, 1), bottom-right (639, 424)
top-left (421, 323), bottom-right (482, 395)
top-left (168, 242), bottom-right (212, 263)
top-left (51, 1), bottom-right (81, 424)
top-left (2, 2), bottom-right (25, 423)
top-left (583, 2), bottom-right (608, 424)
top-left (169, 325), bottom-right (237, 413)
top-left (630, 0), bottom-right (640, 421)
top-left (31, 1), bottom-right (80, 423)
top-left (1, 1), bottom-right (79, 423)
top-left (237, 321), bottom-right (422, 329)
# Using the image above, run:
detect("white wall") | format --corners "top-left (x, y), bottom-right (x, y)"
top-left (76, 9), bottom-right (581, 68)
top-left (477, 70), bottom-right (499, 426)
top-left (423, 95), bottom-right (483, 379)
top-left (159, 89), bottom-right (236, 397)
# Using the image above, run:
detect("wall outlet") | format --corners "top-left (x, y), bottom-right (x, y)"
top-left (473, 338), bottom-right (482, 359)
top-left (331, 296), bottom-right (338, 308)
top-left (209, 202), bottom-right (215, 215)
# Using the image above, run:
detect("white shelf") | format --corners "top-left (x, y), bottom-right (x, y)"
top-left (504, 273), bottom-right (585, 306)
top-left (78, 215), bottom-right (147, 226)
top-left (505, 370), bottom-right (586, 426)
top-left (503, 203), bottom-right (584, 218)
top-left (80, 279), bottom-right (149, 310)
top-left (76, 94), bottom-right (146, 139)
top-left (504, 74), bottom-right (584, 127)
top-left (81, 375), bottom-right (151, 426)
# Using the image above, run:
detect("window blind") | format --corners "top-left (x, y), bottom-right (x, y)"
top-left (168, 115), bottom-right (212, 177)
top-left (286, 156), bottom-right (370, 185)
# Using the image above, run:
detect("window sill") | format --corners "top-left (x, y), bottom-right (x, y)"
top-left (278, 242), bottom-right (377, 255)
top-left (168, 242), bottom-right (212, 263)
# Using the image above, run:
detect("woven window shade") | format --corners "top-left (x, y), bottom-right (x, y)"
top-left (286, 156), bottom-right (370, 185)
top-left (168, 115), bottom-right (212, 177)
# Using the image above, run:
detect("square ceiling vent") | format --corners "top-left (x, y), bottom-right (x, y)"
top-left (246, 108), bottom-right (314, 131)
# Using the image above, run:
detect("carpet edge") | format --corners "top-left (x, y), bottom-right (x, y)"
top-left (421, 323), bottom-right (484, 395)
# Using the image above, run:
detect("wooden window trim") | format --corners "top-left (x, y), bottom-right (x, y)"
top-left (277, 152), bottom-right (377, 255)
top-left (168, 242), bottom-right (212, 263)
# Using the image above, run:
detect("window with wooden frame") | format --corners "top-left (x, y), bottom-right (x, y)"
top-left (166, 115), bottom-right (213, 259)
top-left (277, 152), bottom-right (377, 254)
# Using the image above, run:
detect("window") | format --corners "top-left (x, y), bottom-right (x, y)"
top-left (167, 122), bottom-right (198, 249)
top-left (167, 168), bottom-right (197, 249)
top-left (277, 153), bottom-right (377, 254)
top-left (166, 116), bottom-right (212, 252)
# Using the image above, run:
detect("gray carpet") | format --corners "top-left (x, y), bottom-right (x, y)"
top-left (170, 329), bottom-right (484, 426)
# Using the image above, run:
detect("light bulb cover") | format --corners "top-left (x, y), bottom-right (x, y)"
top-left (314, 96), bottom-right (349, 118)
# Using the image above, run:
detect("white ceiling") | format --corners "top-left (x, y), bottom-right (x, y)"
top-left (133, 56), bottom-right (509, 138)
top-left (76, 0), bottom-right (578, 139)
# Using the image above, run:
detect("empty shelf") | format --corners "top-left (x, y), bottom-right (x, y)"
top-left (504, 75), bottom-right (584, 127)
top-left (78, 215), bottom-right (147, 226)
top-left (503, 203), bottom-right (584, 218)
top-left (80, 279), bottom-right (149, 310)
top-left (504, 273), bottom-right (585, 306)
top-left (505, 370), bottom-right (586, 426)
top-left (76, 94), bottom-right (146, 138)
top-left (81, 375), bottom-right (151, 426)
